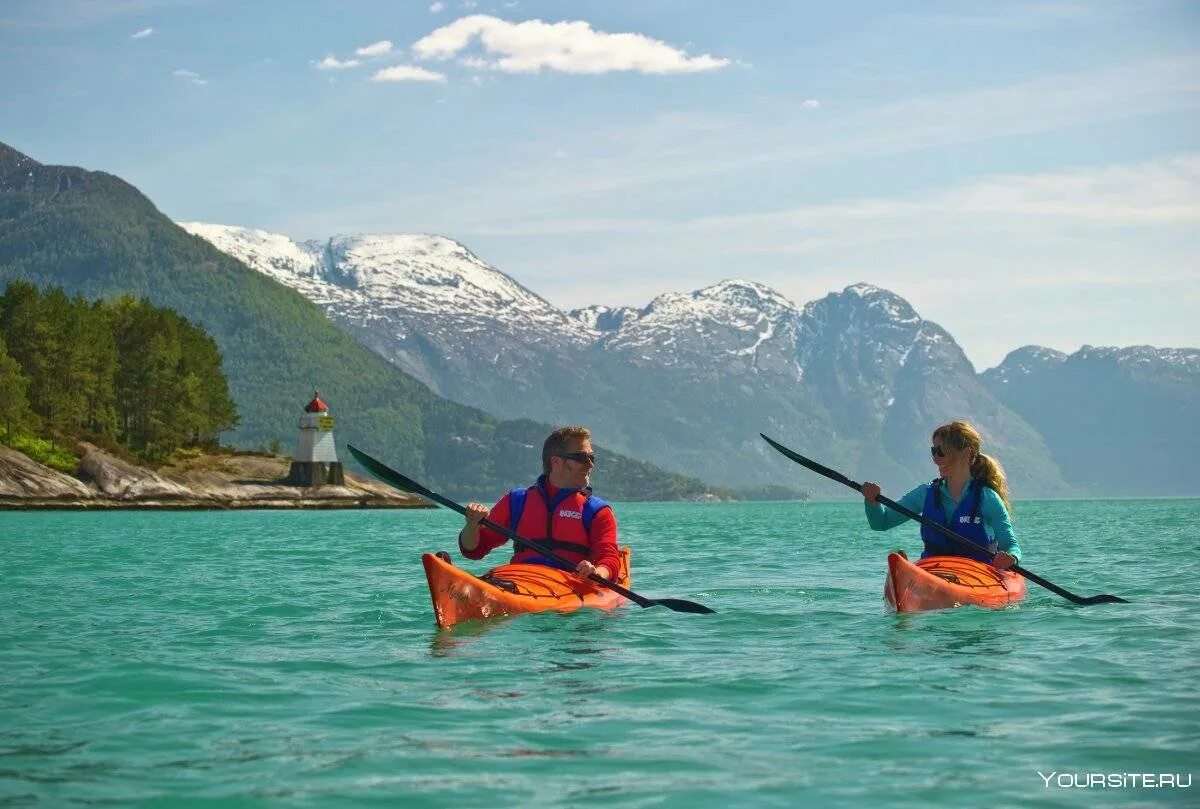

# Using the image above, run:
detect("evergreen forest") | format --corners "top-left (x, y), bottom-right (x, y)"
top-left (0, 281), bottom-right (238, 464)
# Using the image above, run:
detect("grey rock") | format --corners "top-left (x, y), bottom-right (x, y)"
top-left (0, 446), bottom-right (93, 499)
top-left (76, 442), bottom-right (196, 500)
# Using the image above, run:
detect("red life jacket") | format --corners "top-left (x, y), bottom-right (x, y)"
top-left (507, 475), bottom-right (610, 569)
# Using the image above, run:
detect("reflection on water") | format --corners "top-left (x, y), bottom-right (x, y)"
top-left (427, 617), bottom-right (507, 658)
top-left (886, 612), bottom-right (1016, 658)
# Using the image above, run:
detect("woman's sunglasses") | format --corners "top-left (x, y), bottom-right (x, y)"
top-left (930, 446), bottom-right (947, 459)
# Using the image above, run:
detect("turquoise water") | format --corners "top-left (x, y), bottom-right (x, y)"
top-left (1, 500), bottom-right (1197, 807)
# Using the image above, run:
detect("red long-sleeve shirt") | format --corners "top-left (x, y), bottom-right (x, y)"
top-left (459, 482), bottom-right (620, 576)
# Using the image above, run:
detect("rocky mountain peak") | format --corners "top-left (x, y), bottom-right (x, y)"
top-left (569, 304), bottom-right (640, 333)
top-left (982, 345), bottom-right (1069, 386)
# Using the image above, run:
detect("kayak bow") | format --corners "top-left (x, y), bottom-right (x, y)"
top-left (884, 552), bottom-right (1026, 613)
top-left (423, 548), bottom-right (633, 628)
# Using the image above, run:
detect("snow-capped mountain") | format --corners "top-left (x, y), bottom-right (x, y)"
top-left (179, 224), bottom-right (603, 422)
top-left (182, 221), bottom-right (1084, 494)
top-left (979, 345), bottom-right (1069, 387)
top-left (795, 284), bottom-right (1066, 492)
top-left (595, 280), bottom-right (804, 378)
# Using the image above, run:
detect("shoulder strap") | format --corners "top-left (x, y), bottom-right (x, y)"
top-left (507, 487), bottom-right (529, 533)
top-left (582, 494), bottom-right (610, 536)
top-left (969, 478), bottom-right (984, 521)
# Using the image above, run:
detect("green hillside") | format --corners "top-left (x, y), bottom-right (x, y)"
top-left (0, 141), bottom-right (719, 501)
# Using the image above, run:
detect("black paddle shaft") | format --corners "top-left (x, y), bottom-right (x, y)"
top-left (346, 445), bottom-right (714, 615)
top-left (759, 433), bottom-right (1127, 606)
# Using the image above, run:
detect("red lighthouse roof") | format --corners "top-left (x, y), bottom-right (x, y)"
top-left (304, 391), bottom-right (328, 413)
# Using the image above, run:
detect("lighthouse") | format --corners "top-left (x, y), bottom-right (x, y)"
top-left (287, 390), bottom-right (345, 486)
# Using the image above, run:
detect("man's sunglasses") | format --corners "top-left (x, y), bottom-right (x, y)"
top-left (930, 446), bottom-right (946, 459)
top-left (558, 451), bottom-right (596, 464)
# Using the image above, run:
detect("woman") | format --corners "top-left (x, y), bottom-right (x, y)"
top-left (861, 420), bottom-right (1020, 569)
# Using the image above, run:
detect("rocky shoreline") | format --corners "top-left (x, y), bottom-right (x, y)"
top-left (0, 443), bottom-right (429, 510)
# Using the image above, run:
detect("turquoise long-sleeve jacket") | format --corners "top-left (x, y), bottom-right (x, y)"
top-left (863, 480), bottom-right (1021, 561)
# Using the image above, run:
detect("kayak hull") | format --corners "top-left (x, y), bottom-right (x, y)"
top-left (422, 547), bottom-right (631, 629)
top-left (884, 553), bottom-right (1026, 613)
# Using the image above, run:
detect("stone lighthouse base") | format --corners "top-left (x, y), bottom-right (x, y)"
top-left (286, 461), bottom-right (345, 487)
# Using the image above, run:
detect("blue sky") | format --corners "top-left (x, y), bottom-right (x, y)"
top-left (2, 0), bottom-right (1197, 369)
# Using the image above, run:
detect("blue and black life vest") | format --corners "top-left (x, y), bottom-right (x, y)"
top-left (919, 477), bottom-right (996, 563)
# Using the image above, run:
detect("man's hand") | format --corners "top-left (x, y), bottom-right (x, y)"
top-left (992, 551), bottom-right (1017, 570)
top-left (464, 502), bottom-right (488, 526)
top-left (460, 502), bottom-right (489, 552)
top-left (575, 560), bottom-right (611, 581)
top-left (861, 482), bottom-right (881, 503)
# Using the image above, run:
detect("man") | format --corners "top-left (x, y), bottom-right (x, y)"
top-left (460, 425), bottom-right (620, 581)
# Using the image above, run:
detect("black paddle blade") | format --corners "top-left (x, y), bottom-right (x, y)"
top-left (1080, 594), bottom-right (1129, 605)
top-left (760, 433), bottom-right (861, 491)
top-left (347, 444), bottom-right (423, 495)
top-left (650, 599), bottom-right (716, 614)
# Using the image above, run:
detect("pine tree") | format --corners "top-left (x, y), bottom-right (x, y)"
top-left (0, 334), bottom-right (37, 440)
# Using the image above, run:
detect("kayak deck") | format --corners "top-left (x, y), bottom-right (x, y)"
top-left (422, 547), bottom-right (632, 629)
top-left (884, 552), bottom-right (1026, 613)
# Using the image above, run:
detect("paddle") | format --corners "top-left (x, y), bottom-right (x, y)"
top-left (346, 444), bottom-right (715, 615)
top-left (759, 433), bottom-right (1128, 606)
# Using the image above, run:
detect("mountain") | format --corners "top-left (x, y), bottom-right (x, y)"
top-left (796, 284), bottom-right (1066, 495)
top-left (176, 224), bottom-right (599, 426)
top-left (182, 223), bottom-right (1072, 497)
top-left (983, 345), bottom-right (1200, 495)
top-left (0, 141), bottom-right (722, 502)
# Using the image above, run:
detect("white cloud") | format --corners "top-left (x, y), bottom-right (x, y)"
top-left (314, 55), bottom-right (362, 70)
top-left (356, 40), bottom-right (394, 58)
top-left (172, 68), bottom-right (206, 85)
top-left (801, 98), bottom-right (820, 108)
top-left (429, 1), bottom-right (445, 11)
top-left (412, 14), bottom-right (730, 74)
top-left (130, 27), bottom-right (153, 39)
top-left (371, 65), bottom-right (447, 83)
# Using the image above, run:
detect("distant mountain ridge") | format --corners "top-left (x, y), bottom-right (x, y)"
top-left (0, 142), bottom-right (727, 502)
top-left (983, 344), bottom-right (1200, 495)
top-left (185, 222), bottom-right (1197, 497)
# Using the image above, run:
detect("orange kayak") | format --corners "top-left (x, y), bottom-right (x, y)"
top-left (884, 552), bottom-right (1026, 613)
top-left (422, 547), bottom-right (632, 629)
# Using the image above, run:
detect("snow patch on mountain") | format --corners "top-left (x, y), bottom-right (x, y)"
top-left (597, 279), bottom-right (803, 373)
top-left (179, 223), bottom-right (592, 344)
top-left (1075, 345), bottom-right (1200, 371)
top-left (569, 305), bottom-right (640, 333)
top-left (982, 345), bottom-right (1069, 385)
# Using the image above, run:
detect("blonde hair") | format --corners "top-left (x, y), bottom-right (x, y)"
top-left (932, 420), bottom-right (1012, 514)
top-left (542, 425), bottom-right (591, 474)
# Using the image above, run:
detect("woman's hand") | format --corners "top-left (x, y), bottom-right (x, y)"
top-left (992, 551), bottom-right (1017, 570)
top-left (861, 482), bottom-right (881, 503)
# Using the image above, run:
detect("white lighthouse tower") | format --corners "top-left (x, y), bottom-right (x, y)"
top-left (287, 390), bottom-right (345, 486)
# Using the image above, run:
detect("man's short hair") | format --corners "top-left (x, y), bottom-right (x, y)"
top-left (542, 426), bottom-right (591, 474)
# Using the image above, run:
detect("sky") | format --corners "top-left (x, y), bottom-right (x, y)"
top-left (1, 0), bottom-right (1197, 370)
